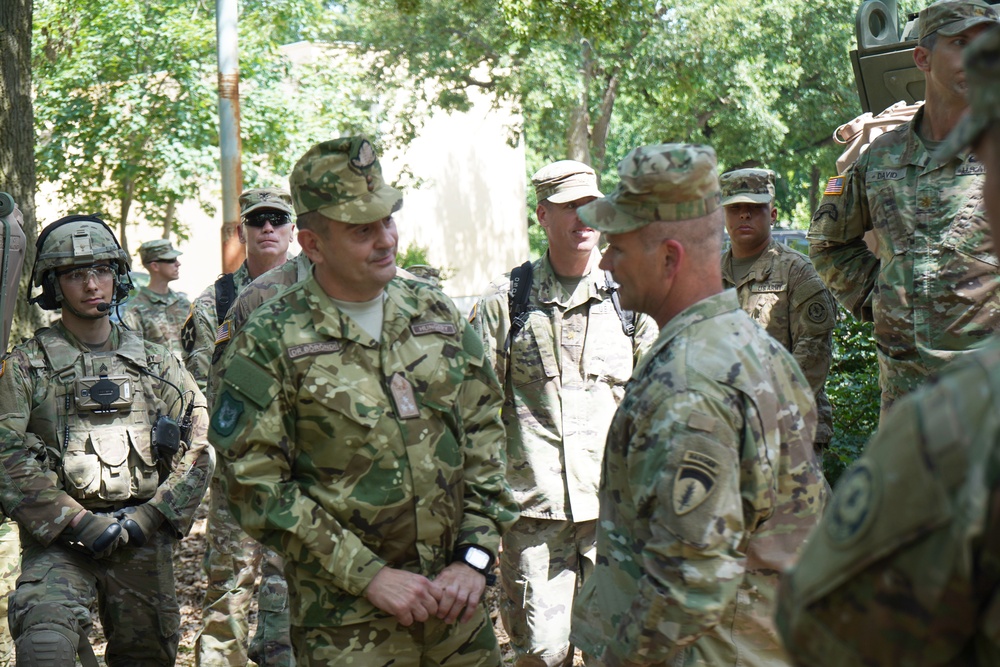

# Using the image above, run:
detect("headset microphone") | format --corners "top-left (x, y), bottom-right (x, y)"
top-left (96, 302), bottom-right (111, 312)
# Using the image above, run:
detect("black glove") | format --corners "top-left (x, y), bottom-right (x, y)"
top-left (113, 504), bottom-right (164, 548)
top-left (60, 511), bottom-right (128, 558)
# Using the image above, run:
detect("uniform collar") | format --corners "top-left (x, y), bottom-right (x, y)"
top-left (304, 273), bottom-right (420, 348)
top-left (634, 290), bottom-right (740, 378)
top-left (535, 248), bottom-right (609, 309)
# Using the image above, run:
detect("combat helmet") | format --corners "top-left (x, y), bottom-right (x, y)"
top-left (30, 215), bottom-right (132, 311)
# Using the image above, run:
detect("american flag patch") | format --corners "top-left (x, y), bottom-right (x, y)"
top-left (823, 176), bottom-right (845, 196)
top-left (214, 320), bottom-right (232, 345)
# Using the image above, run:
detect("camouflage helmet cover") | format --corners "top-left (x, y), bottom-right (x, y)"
top-left (32, 216), bottom-right (130, 287)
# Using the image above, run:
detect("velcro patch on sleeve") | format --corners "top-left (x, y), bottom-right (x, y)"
top-left (823, 176), bottom-right (845, 196)
top-left (673, 450), bottom-right (721, 516)
top-left (223, 354), bottom-right (279, 410)
top-left (214, 320), bottom-right (232, 345)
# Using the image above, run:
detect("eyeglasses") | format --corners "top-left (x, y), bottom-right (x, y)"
top-left (243, 211), bottom-right (292, 228)
top-left (151, 258), bottom-right (179, 265)
top-left (57, 264), bottom-right (116, 284)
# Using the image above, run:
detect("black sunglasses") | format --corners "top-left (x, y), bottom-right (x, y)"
top-left (243, 211), bottom-right (292, 228)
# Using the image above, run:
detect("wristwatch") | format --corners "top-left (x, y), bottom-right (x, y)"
top-left (454, 544), bottom-right (496, 585)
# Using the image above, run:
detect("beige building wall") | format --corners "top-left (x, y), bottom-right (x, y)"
top-left (38, 77), bottom-right (527, 314)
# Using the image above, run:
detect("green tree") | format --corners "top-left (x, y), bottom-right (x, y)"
top-left (333, 0), bottom-right (863, 222)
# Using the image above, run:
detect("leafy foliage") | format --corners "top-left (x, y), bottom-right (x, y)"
top-left (823, 307), bottom-right (880, 485)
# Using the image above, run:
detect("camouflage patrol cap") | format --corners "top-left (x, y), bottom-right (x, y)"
top-left (720, 168), bottom-right (776, 206)
top-left (532, 160), bottom-right (603, 204)
top-left (577, 144), bottom-right (721, 234)
top-left (138, 239), bottom-right (181, 263)
top-left (940, 26), bottom-right (1000, 159)
top-left (918, 0), bottom-right (997, 41)
top-left (289, 136), bottom-right (402, 225)
top-left (240, 187), bottom-right (294, 219)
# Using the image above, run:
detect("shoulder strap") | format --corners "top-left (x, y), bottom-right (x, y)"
top-left (214, 273), bottom-right (237, 324)
top-left (604, 270), bottom-right (636, 338)
top-left (503, 260), bottom-right (534, 353)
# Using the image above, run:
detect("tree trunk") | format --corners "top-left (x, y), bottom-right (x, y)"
top-left (566, 40), bottom-right (593, 165)
top-left (0, 0), bottom-right (43, 347)
top-left (119, 180), bottom-right (134, 258)
top-left (809, 164), bottom-right (821, 216)
top-left (163, 199), bottom-right (175, 239)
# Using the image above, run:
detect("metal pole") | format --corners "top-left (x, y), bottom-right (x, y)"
top-left (217, 0), bottom-right (244, 273)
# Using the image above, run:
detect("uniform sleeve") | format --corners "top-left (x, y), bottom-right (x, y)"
top-left (453, 322), bottom-right (519, 555)
top-left (607, 390), bottom-right (751, 666)
top-left (182, 297), bottom-right (217, 395)
top-left (776, 369), bottom-right (995, 666)
top-left (0, 352), bottom-right (85, 544)
top-left (631, 313), bottom-right (659, 366)
top-left (146, 351), bottom-right (215, 538)
top-left (786, 262), bottom-right (837, 398)
top-left (208, 328), bottom-right (389, 597)
top-left (808, 158), bottom-right (879, 321)
top-left (122, 307), bottom-right (145, 338)
top-left (469, 287), bottom-right (509, 384)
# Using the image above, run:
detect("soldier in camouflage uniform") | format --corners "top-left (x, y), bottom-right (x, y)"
top-left (123, 239), bottom-right (191, 358)
top-left (208, 136), bottom-right (519, 666)
top-left (0, 215), bottom-right (213, 665)
top-left (185, 188), bottom-right (296, 667)
top-left (0, 520), bottom-right (17, 666)
top-left (568, 144), bottom-right (828, 667)
top-left (809, 0), bottom-right (999, 420)
top-left (471, 160), bottom-right (656, 667)
top-left (777, 26), bottom-right (1000, 666)
top-left (720, 168), bottom-right (836, 452)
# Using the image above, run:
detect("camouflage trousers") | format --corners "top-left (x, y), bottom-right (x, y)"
top-left (290, 604), bottom-right (500, 667)
top-left (877, 350), bottom-right (948, 423)
top-left (196, 475), bottom-right (292, 667)
top-left (9, 525), bottom-right (179, 665)
top-left (500, 517), bottom-right (597, 667)
top-left (0, 520), bottom-right (20, 667)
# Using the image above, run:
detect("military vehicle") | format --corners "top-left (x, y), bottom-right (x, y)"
top-left (851, 0), bottom-right (1000, 114)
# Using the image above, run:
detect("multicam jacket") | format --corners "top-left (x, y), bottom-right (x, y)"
top-left (778, 336), bottom-right (1000, 666)
top-left (208, 273), bottom-right (519, 627)
top-left (181, 261), bottom-right (252, 394)
top-left (808, 107), bottom-right (997, 416)
top-left (722, 240), bottom-right (836, 446)
top-left (472, 250), bottom-right (656, 523)
top-left (123, 286), bottom-right (191, 359)
top-left (0, 321), bottom-right (212, 544)
top-left (571, 291), bottom-right (828, 667)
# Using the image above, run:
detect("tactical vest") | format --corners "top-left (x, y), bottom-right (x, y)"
top-left (26, 327), bottom-right (163, 506)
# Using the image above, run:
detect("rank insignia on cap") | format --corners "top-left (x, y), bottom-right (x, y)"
top-left (350, 139), bottom-right (377, 172)
top-left (215, 320), bottom-right (232, 345)
top-left (673, 450), bottom-right (720, 516)
top-left (823, 176), bottom-right (845, 196)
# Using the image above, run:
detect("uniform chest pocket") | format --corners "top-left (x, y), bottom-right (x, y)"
top-left (300, 372), bottom-right (387, 471)
top-left (747, 291), bottom-right (782, 326)
top-left (940, 186), bottom-right (997, 268)
top-left (508, 312), bottom-right (559, 388)
top-left (868, 184), bottom-right (910, 259)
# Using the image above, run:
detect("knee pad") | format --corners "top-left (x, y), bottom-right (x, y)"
top-left (15, 627), bottom-right (79, 667)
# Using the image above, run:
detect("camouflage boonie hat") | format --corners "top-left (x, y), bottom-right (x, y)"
top-left (138, 239), bottom-right (181, 263)
top-left (240, 187), bottom-right (294, 219)
top-left (720, 168), bottom-right (776, 206)
top-left (289, 135), bottom-right (402, 225)
top-left (577, 144), bottom-right (721, 234)
top-left (918, 0), bottom-right (997, 40)
top-left (532, 160), bottom-right (603, 204)
top-left (940, 26), bottom-right (1000, 159)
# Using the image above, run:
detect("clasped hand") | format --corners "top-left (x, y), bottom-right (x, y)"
top-left (364, 563), bottom-right (487, 627)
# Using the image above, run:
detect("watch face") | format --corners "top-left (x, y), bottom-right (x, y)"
top-left (465, 547), bottom-right (491, 570)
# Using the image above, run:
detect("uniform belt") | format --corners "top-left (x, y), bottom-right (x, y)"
top-left (82, 498), bottom-right (147, 513)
